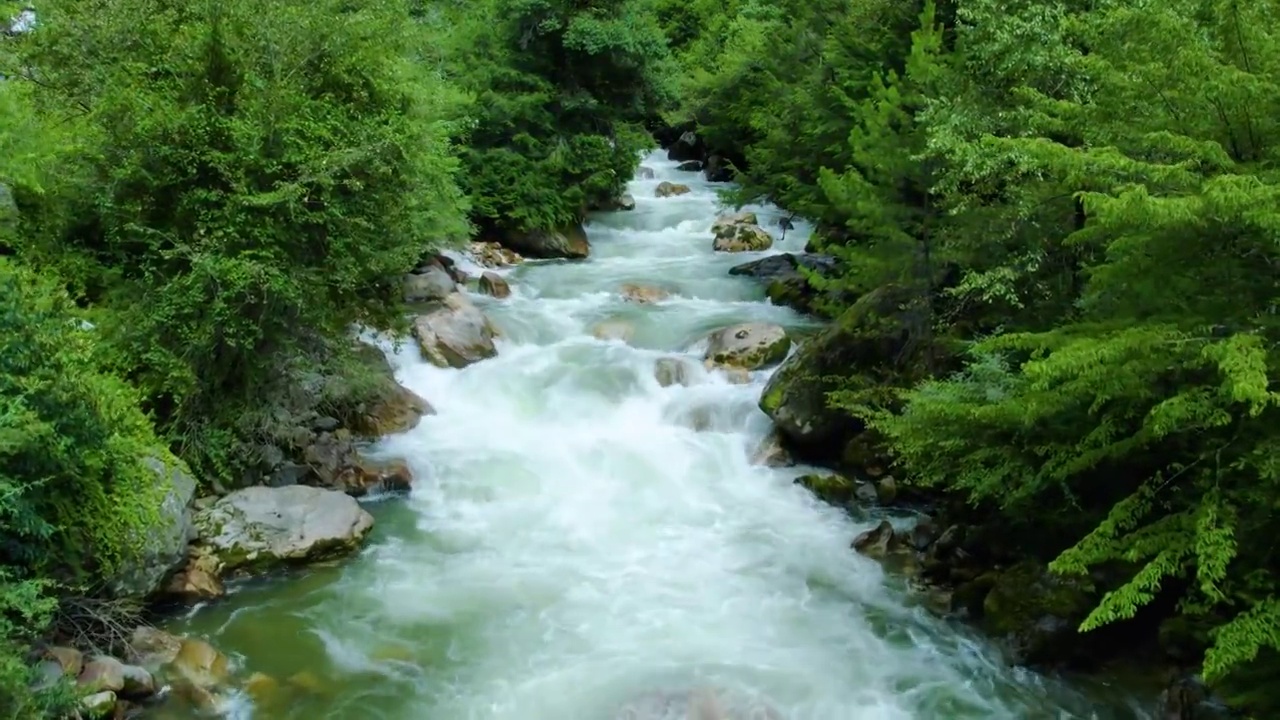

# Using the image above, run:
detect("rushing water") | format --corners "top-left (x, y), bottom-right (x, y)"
top-left (160, 151), bottom-right (1155, 719)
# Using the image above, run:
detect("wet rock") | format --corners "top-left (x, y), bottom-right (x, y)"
top-left (655, 181), bottom-right (691, 198)
top-left (412, 292), bottom-right (499, 369)
top-left (403, 265), bottom-right (455, 303)
top-left (852, 520), bottom-right (910, 560)
top-left (592, 320), bottom-right (634, 343)
top-left (676, 160), bottom-right (704, 172)
top-left (637, 166), bottom-right (656, 180)
top-left (164, 547), bottom-right (225, 603)
top-left (704, 154), bottom-right (734, 183)
top-left (128, 627), bottom-right (184, 668)
top-left (749, 431), bottom-right (794, 467)
top-left (478, 271), bottom-right (511, 298)
top-left (703, 323), bottom-right (791, 370)
top-left (654, 357), bottom-right (696, 387)
top-left (621, 283), bottom-right (670, 304)
top-left (727, 252), bottom-right (841, 317)
top-left (593, 193), bottom-right (637, 212)
top-left (108, 455), bottom-right (197, 598)
top-left (979, 561), bottom-right (1096, 665)
top-left (711, 365), bottom-right (752, 385)
top-left (343, 345), bottom-right (434, 437)
top-left (711, 211), bottom-right (758, 234)
top-left (468, 241), bottom-right (523, 268)
top-left (244, 672), bottom-right (282, 708)
top-left (759, 284), bottom-right (946, 464)
top-left (501, 223), bottom-right (590, 259)
top-left (354, 457), bottom-right (414, 496)
top-left (796, 473), bottom-right (878, 507)
top-left (81, 691), bottom-right (117, 718)
top-left (171, 636), bottom-right (231, 689)
top-left (193, 485), bottom-right (374, 574)
top-left (665, 130), bottom-right (703, 162)
top-left (713, 225), bottom-right (772, 253)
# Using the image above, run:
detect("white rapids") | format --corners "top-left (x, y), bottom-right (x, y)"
top-left (160, 151), bottom-right (1152, 720)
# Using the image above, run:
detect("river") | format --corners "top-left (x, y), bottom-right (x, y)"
top-left (159, 150), bottom-right (1153, 719)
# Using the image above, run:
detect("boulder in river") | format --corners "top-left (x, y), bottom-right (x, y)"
top-left (413, 292), bottom-right (499, 369)
top-left (636, 166), bottom-right (656, 180)
top-left (703, 322), bottom-right (791, 370)
top-left (500, 224), bottom-right (590, 259)
top-left (711, 211), bottom-right (758, 234)
top-left (192, 485), bottom-right (374, 574)
top-left (759, 284), bottom-right (946, 466)
top-left (478, 271), bottom-right (512, 298)
top-left (676, 160), bottom-right (704, 172)
top-left (704, 154), bottom-right (734, 183)
top-left (665, 130), bottom-right (704, 162)
top-left (468, 241), bottom-right (523, 268)
top-left (712, 222), bottom-right (773, 253)
top-left (403, 264), bottom-right (456, 303)
top-left (655, 181), bottom-right (691, 198)
top-left (727, 252), bottom-right (841, 317)
top-left (749, 430), bottom-right (794, 467)
top-left (621, 283), bottom-right (670, 304)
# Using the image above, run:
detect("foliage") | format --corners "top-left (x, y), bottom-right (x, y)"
top-left (0, 259), bottom-right (171, 716)
top-left (666, 0), bottom-right (1280, 709)
top-left (440, 0), bottom-right (673, 233)
top-left (7, 0), bottom-right (470, 480)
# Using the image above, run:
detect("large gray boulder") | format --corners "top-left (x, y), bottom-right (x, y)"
top-left (108, 456), bottom-right (197, 598)
top-left (192, 485), bottom-right (374, 573)
top-left (412, 292), bottom-right (499, 368)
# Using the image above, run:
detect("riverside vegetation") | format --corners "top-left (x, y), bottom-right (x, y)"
top-left (0, 0), bottom-right (1277, 717)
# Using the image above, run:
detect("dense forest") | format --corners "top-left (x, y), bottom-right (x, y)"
top-left (1, 0), bottom-right (1277, 717)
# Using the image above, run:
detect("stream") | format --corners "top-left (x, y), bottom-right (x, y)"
top-left (160, 151), bottom-right (1154, 719)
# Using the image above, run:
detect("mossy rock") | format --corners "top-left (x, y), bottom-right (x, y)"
top-left (703, 323), bottom-right (791, 370)
top-left (759, 284), bottom-right (947, 463)
top-left (980, 561), bottom-right (1097, 666)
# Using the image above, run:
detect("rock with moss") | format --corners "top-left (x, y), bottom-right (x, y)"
top-left (728, 253), bottom-right (840, 319)
top-left (108, 455), bottom-right (198, 598)
top-left (703, 323), bottom-right (791, 370)
top-left (712, 223), bottom-right (772, 253)
top-left (978, 561), bottom-right (1096, 666)
top-left (500, 223), bottom-right (590, 259)
top-left (795, 473), bottom-right (878, 508)
top-left (192, 485), bottom-right (374, 574)
top-left (759, 284), bottom-right (945, 466)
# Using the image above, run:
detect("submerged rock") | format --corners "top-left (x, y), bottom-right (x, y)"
top-left (500, 223), bottom-right (590, 259)
top-left (592, 319), bottom-right (634, 343)
top-left (413, 292), bottom-right (499, 369)
top-left (655, 181), bottom-right (691, 198)
top-left (613, 686), bottom-right (785, 720)
top-left (192, 485), bottom-right (374, 573)
top-left (620, 283), bottom-right (670, 304)
top-left (703, 322), bottom-right (790, 370)
top-left (749, 431), bottom-right (794, 467)
top-left (636, 166), bottom-right (656, 180)
top-left (654, 356), bottom-right (696, 387)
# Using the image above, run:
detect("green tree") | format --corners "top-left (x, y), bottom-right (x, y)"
top-left (12, 0), bottom-right (470, 479)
